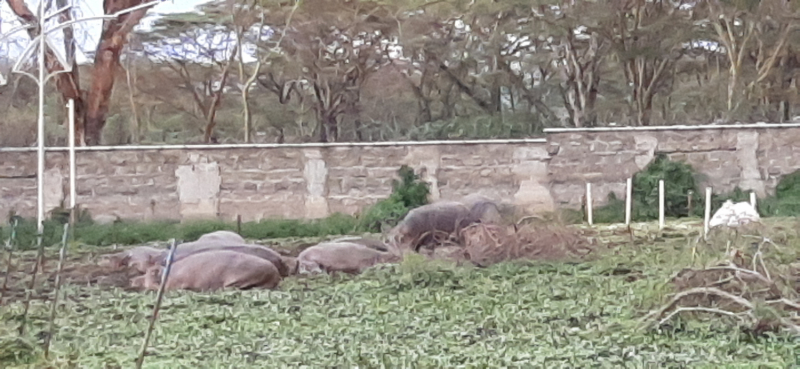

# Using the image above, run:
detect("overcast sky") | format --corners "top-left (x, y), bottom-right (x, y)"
top-left (1, 0), bottom-right (213, 64)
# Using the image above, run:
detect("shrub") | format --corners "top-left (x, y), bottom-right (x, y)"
top-left (355, 165), bottom-right (430, 232)
top-left (757, 169), bottom-right (800, 216)
top-left (632, 154), bottom-right (700, 220)
top-left (592, 154), bottom-right (704, 223)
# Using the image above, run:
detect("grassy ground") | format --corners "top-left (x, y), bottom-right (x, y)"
top-left (1, 218), bottom-right (799, 368)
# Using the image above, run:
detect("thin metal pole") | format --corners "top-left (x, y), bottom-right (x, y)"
top-left (36, 0), bottom-right (47, 238)
top-left (585, 183), bottom-right (593, 226)
top-left (68, 99), bottom-right (77, 225)
top-left (135, 239), bottom-right (179, 369)
top-left (625, 178), bottom-right (632, 225)
top-left (658, 180), bottom-right (665, 230)
top-left (44, 223), bottom-right (70, 359)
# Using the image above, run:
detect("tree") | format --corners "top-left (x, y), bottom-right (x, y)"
top-left (592, 0), bottom-right (695, 126)
top-left (254, 0), bottom-right (398, 142)
top-left (4, 0), bottom-right (163, 145)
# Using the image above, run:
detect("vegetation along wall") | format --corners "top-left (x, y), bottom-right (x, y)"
top-left (2, 123), bottom-right (800, 223)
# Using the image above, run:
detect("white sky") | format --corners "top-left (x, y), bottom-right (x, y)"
top-left (1, 0), bottom-right (213, 64)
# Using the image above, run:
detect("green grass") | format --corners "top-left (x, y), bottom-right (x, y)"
top-left (2, 219), bottom-right (799, 367)
top-left (1, 214), bottom-right (362, 250)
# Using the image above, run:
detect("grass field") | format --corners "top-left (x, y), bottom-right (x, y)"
top-left (1, 218), bottom-right (799, 368)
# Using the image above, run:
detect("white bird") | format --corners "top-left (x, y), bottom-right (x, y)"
top-left (709, 200), bottom-right (761, 228)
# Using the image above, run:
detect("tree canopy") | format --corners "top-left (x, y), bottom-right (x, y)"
top-left (1, 0), bottom-right (799, 145)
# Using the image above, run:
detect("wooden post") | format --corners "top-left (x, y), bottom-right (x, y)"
top-left (704, 187), bottom-right (712, 239)
top-left (625, 178), bottom-right (632, 225)
top-left (658, 180), bottom-right (665, 230)
top-left (687, 190), bottom-right (693, 216)
top-left (586, 183), bottom-right (593, 226)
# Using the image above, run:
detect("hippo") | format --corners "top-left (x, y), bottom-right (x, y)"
top-left (296, 241), bottom-right (401, 275)
top-left (130, 249), bottom-right (282, 292)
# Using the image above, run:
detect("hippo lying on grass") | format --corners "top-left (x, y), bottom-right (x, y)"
top-left (161, 242), bottom-right (291, 277)
top-left (100, 230), bottom-right (291, 277)
top-left (195, 230), bottom-right (245, 244)
top-left (99, 246), bottom-right (165, 273)
top-left (130, 250), bottom-right (281, 292)
top-left (296, 241), bottom-right (400, 275)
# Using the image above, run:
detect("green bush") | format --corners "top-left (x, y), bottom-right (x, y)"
top-left (592, 193), bottom-right (626, 224)
top-left (757, 169), bottom-right (800, 216)
top-left (355, 165), bottom-right (430, 233)
top-left (592, 163), bottom-right (800, 223)
top-left (594, 154), bottom-right (702, 223)
top-left (632, 154), bottom-right (700, 220)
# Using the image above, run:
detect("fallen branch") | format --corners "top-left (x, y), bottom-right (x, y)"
top-left (641, 287), bottom-right (755, 325)
top-left (656, 306), bottom-right (751, 328)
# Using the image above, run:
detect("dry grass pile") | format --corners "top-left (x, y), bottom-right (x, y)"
top-left (641, 235), bottom-right (800, 336)
top-left (459, 222), bottom-right (598, 267)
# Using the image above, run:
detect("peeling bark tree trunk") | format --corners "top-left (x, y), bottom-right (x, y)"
top-left (7, 0), bottom-right (86, 143)
top-left (85, 0), bottom-right (153, 145)
top-left (202, 43), bottom-right (238, 143)
top-left (5, 0), bottom-right (158, 145)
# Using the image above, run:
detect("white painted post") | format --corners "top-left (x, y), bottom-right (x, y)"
top-left (658, 180), bottom-right (665, 230)
top-left (750, 191), bottom-right (756, 209)
top-left (625, 177), bottom-right (632, 225)
top-left (704, 187), bottom-right (712, 238)
top-left (586, 183), bottom-right (593, 226)
top-left (35, 0), bottom-right (47, 238)
top-left (68, 99), bottom-right (76, 224)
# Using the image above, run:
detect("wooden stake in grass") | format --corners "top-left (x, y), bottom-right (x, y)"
top-left (658, 179), bottom-right (665, 230)
top-left (750, 192), bottom-right (757, 209)
top-left (44, 223), bottom-right (70, 359)
top-left (625, 177), bottom-right (632, 226)
top-left (237, 215), bottom-right (242, 235)
top-left (1, 219), bottom-right (19, 305)
top-left (135, 238), bottom-right (180, 369)
top-left (687, 190), bottom-right (694, 216)
top-left (585, 183), bottom-right (593, 226)
top-left (703, 187), bottom-right (713, 240)
top-left (19, 232), bottom-right (45, 336)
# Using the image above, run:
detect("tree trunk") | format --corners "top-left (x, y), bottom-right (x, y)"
top-left (6, 0), bottom-right (156, 146)
top-left (202, 44), bottom-right (238, 143)
top-left (7, 0), bottom-right (86, 144)
top-left (84, 1), bottom-right (152, 145)
top-left (124, 55), bottom-right (140, 143)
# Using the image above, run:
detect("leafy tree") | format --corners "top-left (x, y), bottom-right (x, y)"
top-left (4, 0), bottom-right (161, 145)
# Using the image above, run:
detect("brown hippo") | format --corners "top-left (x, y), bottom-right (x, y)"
top-left (328, 236), bottom-right (391, 252)
top-left (130, 249), bottom-right (281, 292)
top-left (195, 230), bottom-right (246, 245)
top-left (296, 241), bottom-right (401, 275)
top-left (99, 246), bottom-right (166, 273)
top-left (388, 201), bottom-right (479, 252)
top-left (160, 242), bottom-right (291, 277)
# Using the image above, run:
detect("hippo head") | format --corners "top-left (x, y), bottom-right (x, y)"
top-left (281, 256), bottom-right (299, 275)
top-left (98, 252), bottom-right (131, 269)
top-left (129, 275), bottom-right (147, 289)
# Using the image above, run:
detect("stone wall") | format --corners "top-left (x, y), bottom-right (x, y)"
top-left (0, 141), bottom-right (554, 222)
top-left (546, 124), bottom-right (800, 208)
top-left (3, 124), bottom-right (800, 223)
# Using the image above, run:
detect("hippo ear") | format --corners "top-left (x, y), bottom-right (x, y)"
top-left (109, 253), bottom-right (131, 268)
